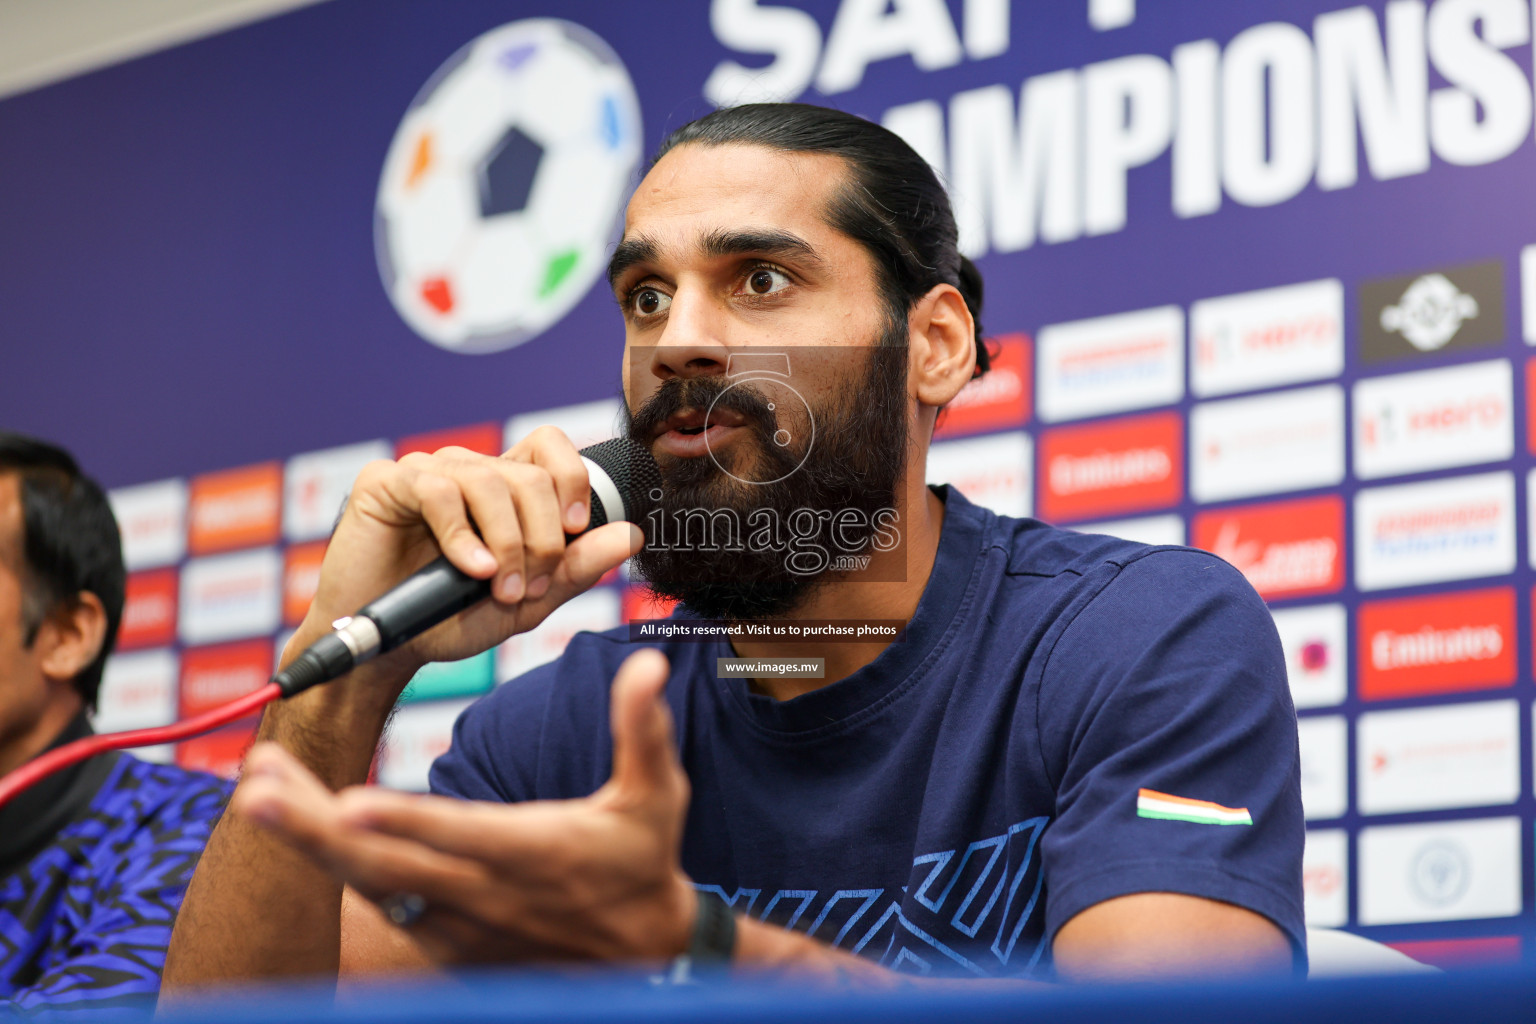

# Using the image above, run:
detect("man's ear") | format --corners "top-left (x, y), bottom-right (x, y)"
top-left (908, 283), bottom-right (977, 411)
top-left (35, 592), bottom-right (107, 686)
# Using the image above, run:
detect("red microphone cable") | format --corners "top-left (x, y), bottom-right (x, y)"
top-left (0, 682), bottom-right (282, 811)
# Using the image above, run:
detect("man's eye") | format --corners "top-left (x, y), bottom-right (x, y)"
top-left (744, 267), bottom-right (791, 296)
top-left (631, 288), bottom-right (671, 316)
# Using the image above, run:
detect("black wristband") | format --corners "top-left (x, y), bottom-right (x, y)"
top-left (686, 891), bottom-right (737, 965)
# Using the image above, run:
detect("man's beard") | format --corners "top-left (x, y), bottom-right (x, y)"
top-left (625, 329), bottom-right (909, 621)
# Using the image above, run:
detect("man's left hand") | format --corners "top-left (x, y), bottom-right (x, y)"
top-left (233, 648), bottom-right (698, 965)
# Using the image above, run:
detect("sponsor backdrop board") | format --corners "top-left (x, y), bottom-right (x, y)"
top-left (2, 0), bottom-right (1535, 961)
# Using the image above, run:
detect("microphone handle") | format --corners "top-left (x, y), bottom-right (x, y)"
top-left (273, 505), bottom-right (594, 698)
top-left (271, 437), bottom-right (657, 699)
top-left (356, 555), bottom-right (490, 653)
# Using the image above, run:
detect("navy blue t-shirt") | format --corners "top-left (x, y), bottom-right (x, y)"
top-left (430, 487), bottom-right (1305, 978)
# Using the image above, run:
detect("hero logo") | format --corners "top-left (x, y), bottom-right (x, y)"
top-left (1359, 588), bottom-right (1515, 700)
top-left (927, 431), bottom-right (1033, 519)
top-left (1354, 360), bottom-right (1513, 480)
top-left (1039, 411), bottom-right (1180, 522)
top-left (284, 440), bottom-right (391, 543)
top-left (108, 479), bottom-right (187, 571)
top-left (1192, 495), bottom-right (1344, 600)
top-left (1191, 278), bottom-right (1343, 397)
top-left (1354, 472), bottom-right (1515, 591)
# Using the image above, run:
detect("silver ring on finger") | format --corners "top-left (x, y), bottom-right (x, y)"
top-left (379, 891), bottom-right (428, 928)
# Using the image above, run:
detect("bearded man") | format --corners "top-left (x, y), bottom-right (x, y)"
top-left (163, 103), bottom-right (1304, 991)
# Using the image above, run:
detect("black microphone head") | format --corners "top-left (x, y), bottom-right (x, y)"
top-left (578, 437), bottom-right (661, 532)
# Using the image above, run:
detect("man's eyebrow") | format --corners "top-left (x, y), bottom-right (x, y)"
top-left (607, 228), bottom-right (826, 292)
top-left (608, 235), bottom-right (661, 292)
top-left (698, 228), bottom-right (824, 266)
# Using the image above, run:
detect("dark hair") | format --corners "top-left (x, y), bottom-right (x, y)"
top-left (654, 103), bottom-right (991, 377)
top-left (0, 433), bottom-right (124, 709)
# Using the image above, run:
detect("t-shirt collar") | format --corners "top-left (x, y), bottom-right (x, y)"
top-left (715, 485), bottom-right (988, 737)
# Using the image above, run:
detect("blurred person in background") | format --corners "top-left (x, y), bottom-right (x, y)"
top-left (0, 432), bottom-right (227, 1013)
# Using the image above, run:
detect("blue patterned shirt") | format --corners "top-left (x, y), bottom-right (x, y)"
top-left (0, 730), bottom-right (228, 1015)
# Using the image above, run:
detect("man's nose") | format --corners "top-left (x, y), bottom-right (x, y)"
top-left (647, 289), bottom-right (731, 382)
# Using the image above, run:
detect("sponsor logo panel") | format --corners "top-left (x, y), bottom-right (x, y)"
top-left (1072, 513), bottom-right (1185, 547)
top-left (1527, 472), bottom-right (1536, 568)
top-left (1272, 604), bottom-right (1348, 710)
top-left (926, 431), bottom-right (1033, 519)
top-left (1359, 260), bottom-right (1505, 365)
top-left (1302, 829), bottom-right (1349, 928)
top-left (188, 463), bottom-right (282, 555)
top-left (1036, 306), bottom-right (1183, 423)
top-left (935, 334), bottom-right (1032, 439)
top-left (1038, 411), bottom-right (1181, 522)
top-left (1191, 385), bottom-right (1344, 503)
top-left (118, 569), bottom-right (178, 650)
top-left (396, 422), bottom-right (501, 458)
top-left (1521, 244), bottom-right (1536, 346)
top-left (179, 548), bottom-right (283, 645)
top-left (378, 699), bottom-right (477, 792)
top-left (283, 541), bottom-right (327, 628)
top-left (498, 588), bottom-right (621, 682)
top-left (403, 650), bottom-right (495, 703)
top-left (1387, 937), bottom-right (1523, 970)
top-left (179, 639), bottom-right (273, 716)
top-left (1354, 472), bottom-right (1516, 591)
top-left (109, 479), bottom-right (187, 571)
top-left (1358, 588), bottom-right (1516, 700)
top-left (1192, 495), bottom-right (1344, 600)
top-left (1358, 817), bottom-right (1522, 925)
top-left (1528, 360), bottom-right (1536, 453)
top-left (177, 639), bottom-right (270, 777)
top-left (1297, 716), bottom-right (1348, 821)
top-left (284, 440), bottom-right (390, 542)
top-left (97, 649), bottom-right (179, 763)
top-left (1191, 278), bottom-right (1344, 398)
top-left (505, 398), bottom-right (625, 453)
top-left (176, 724), bottom-right (258, 779)
top-left (1358, 700), bottom-right (1521, 815)
top-left (1353, 359), bottom-right (1513, 480)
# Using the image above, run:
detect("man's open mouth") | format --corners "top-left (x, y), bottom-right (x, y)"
top-left (653, 406), bottom-right (753, 458)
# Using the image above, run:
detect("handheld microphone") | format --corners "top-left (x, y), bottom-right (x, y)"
top-left (273, 437), bottom-right (661, 698)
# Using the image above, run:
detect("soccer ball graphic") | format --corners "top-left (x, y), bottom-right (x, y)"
top-left (375, 19), bottom-right (643, 353)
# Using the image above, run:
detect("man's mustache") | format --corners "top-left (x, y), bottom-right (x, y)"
top-left (627, 376), bottom-right (779, 444)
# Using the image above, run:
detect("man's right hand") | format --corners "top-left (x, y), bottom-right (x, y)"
top-left (290, 426), bottom-right (644, 696)
top-left (162, 427), bottom-right (645, 994)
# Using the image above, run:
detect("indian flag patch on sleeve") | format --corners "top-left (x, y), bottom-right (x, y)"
top-left (1137, 788), bottom-right (1253, 826)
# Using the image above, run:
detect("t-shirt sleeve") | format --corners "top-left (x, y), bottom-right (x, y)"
top-left (427, 657), bottom-right (563, 804)
top-left (1035, 548), bottom-right (1306, 970)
